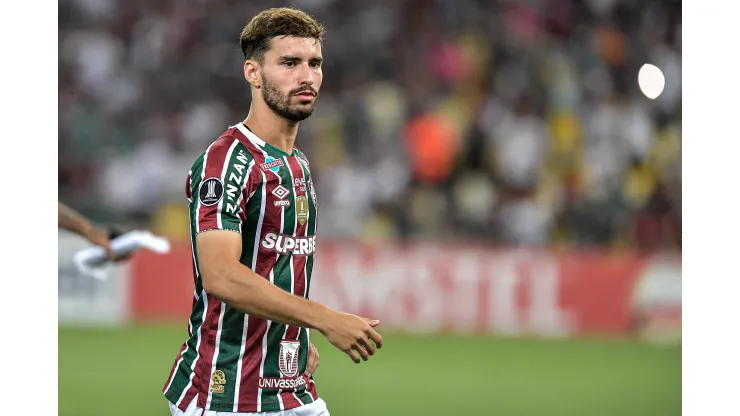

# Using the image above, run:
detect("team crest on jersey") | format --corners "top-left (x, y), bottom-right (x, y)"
top-left (199, 178), bottom-right (224, 206)
top-left (296, 196), bottom-right (309, 226)
top-left (210, 370), bottom-right (226, 394)
top-left (278, 341), bottom-right (301, 378)
top-left (260, 157), bottom-right (283, 173)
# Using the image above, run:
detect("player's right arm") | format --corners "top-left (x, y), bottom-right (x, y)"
top-left (197, 230), bottom-right (383, 363)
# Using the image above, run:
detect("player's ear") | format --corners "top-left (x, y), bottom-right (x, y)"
top-left (244, 60), bottom-right (261, 88)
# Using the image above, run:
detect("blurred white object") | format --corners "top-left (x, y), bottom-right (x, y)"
top-left (73, 230), bottom-right (171, 281)
top-left (638, 63), bottom-right (665, 99)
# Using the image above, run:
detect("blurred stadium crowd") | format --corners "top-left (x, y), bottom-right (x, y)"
top-left (59, 0), bottom-right (681, 250)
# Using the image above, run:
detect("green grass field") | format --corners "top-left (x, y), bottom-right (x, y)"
top-left (59, 324), bottom-right (680, 416)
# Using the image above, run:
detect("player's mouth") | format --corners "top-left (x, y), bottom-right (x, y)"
top-left (295, 92), bottom-right (316, 99)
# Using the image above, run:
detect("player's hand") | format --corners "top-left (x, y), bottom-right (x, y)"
top-left (306, 342), bottom-right (320, 377)
top-left (320, 312), bottom-right (383, 364)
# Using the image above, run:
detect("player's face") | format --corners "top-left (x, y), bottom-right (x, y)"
top-left (260, 36), bottom-right (323, 122)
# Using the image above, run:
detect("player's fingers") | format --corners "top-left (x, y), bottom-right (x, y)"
top-left (358, 336), bottom-right (376, 356)
top-left (366, 327), bottom-right (383, 349)
top-left (364, 318), bottom-right (380, 327)
top-left (306, 355), bottom-right (315, 376)
top-left (307, 345), bottom-right (318, 375)
top-left (345, 348), bottom-right (361, 364)
top-left (353, 343), bottom-right (370, 362)
top-left (306, 360), bottom-right (315, 376)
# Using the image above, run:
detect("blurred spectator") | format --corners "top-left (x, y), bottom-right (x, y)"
top-left (59, 0), bottom-right (681, 251)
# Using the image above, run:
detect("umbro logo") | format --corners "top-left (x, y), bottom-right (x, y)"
top-left (272, 185), bottom-right (290, 200)
top-left (272, 185), bottom-right (290, 208)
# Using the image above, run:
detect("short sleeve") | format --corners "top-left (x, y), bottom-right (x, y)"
top-left (192, 138), bottom-right (255, 234)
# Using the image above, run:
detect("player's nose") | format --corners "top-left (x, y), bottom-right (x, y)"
top-left (297, 63), bottom-right (315, 86)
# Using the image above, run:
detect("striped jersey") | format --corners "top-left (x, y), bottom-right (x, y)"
top-left (163, 123), bottom-right (320, 413)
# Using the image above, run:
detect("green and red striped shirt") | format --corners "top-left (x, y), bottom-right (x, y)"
top-left (163, 123), bottom-right (320, 413)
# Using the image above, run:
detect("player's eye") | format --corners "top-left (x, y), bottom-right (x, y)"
top-left (310, 62), bottom-right (321, 68)
top-left (283, 61), bottom-right (297, 67)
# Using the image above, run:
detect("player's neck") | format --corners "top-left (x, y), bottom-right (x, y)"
top-left (242, 105), bottom-right (298, 155)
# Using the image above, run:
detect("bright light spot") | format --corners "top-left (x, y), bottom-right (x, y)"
top-left (638, 63), bottom-right (665, 99)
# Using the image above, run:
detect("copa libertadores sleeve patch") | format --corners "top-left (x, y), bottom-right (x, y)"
top-left (199, 177), bottom-right (224, 206)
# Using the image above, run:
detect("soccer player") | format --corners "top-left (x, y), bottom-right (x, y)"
top-left (58, 201), bottom-right (123, 260)
top-left (163, 8), bottom-right (383, 416)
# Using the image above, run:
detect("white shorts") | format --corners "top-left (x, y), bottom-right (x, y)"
top-left (169, 398), bottom-right (330, 416)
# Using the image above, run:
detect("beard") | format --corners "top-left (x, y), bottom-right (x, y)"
top-left (261, 74), bottom-right (318, 122)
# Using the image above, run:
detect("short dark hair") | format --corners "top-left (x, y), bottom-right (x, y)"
top-left (239, 7), bottom-right (326, 63)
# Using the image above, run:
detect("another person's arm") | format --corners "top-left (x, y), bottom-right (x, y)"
top-left (58, 202), bottom-right (117, 258)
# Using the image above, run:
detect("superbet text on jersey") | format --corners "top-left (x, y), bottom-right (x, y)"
top-left (163, 123), bottom-right (320, 413)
